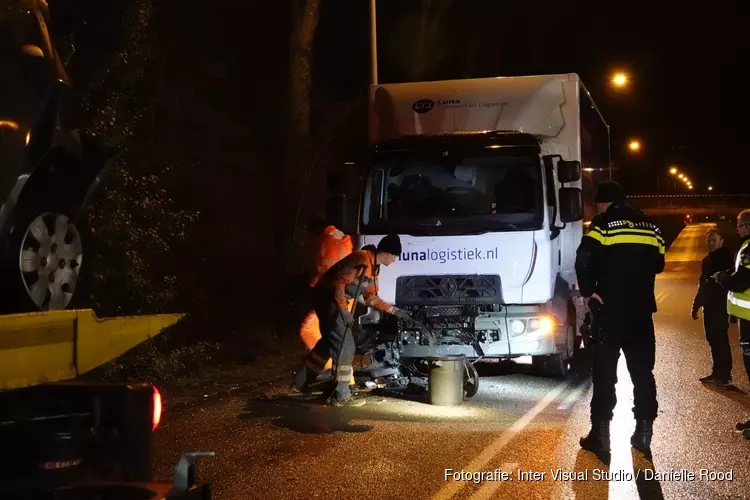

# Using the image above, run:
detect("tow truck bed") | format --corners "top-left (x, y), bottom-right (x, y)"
top-left (0, 309), bottom-right (184, 391)
top-left (0, 309), bottom-right (213, 499)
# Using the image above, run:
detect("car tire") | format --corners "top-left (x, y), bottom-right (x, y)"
top-left (0, 201), bottom-right (91, 313)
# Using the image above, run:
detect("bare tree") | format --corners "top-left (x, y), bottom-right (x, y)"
top-left (280, 0), bottom-right (323, 296)
top-left (289, 0), bottom-right (323, 140)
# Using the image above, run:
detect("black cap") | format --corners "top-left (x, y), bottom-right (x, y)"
top-left (595, 181), bottom-right (625, 204)
top-left (377, 234), bottom-right (402, 256)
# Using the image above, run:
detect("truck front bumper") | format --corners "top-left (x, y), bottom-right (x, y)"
top-left (370, 304), bottom-right (564, 360)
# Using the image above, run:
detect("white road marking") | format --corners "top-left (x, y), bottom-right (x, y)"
top-left (467, 462), bottom-right (518, 500)
top-left (655, 291), bottom-right (665, 304)
top-left (556, 379), bottom-right (590, 411)
top-left (432, 379), bottom-right (572, 500)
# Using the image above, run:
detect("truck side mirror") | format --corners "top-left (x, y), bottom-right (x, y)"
top-left (327, 169), bottom-right (346, 194)
top-left (326, 194), bottom-right (347, 230)
top-left (557, 160), bottom-right (581, 183)
top-left (559, 187), bottom-right (583, 223)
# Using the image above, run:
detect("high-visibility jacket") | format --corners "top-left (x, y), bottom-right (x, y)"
top-left (727, 237), bottom-right (750, 321)
top-left (316, 247), bottom-right (394, 315)
top-left (575, 203), bottom-right (665, 316)
top-left (309, 226), bottom-right (353, 287)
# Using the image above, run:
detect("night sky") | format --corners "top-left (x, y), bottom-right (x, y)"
top-left (315, 0), bottom-right (749, 194)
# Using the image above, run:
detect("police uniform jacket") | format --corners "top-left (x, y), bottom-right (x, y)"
top-left (575, 203), bottom-right (666, 317)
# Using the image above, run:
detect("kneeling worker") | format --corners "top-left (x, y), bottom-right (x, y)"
top-left (299, 216), bottom-right (354, 385)
top-left (291, 234), bottom-right (411, 407)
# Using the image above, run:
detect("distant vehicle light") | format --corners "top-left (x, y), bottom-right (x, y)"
top-left (152, 386), bottom-right (163, 431)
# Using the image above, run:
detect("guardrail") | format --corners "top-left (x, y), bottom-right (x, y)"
top-left (628, 194), bottom-right (750, 215)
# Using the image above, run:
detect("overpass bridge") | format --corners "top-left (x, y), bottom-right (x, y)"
top-left (627, 194), bottom-right (750, 216)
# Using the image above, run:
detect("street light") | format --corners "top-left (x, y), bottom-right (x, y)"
top-left (708, 185), bottom-right (714, 191)
top-left (628, 139), bottom-right (641, 152)
top-left (669, 167), bottom-right (678, 175)
top-left (611, 72), bottom-right (629, 88)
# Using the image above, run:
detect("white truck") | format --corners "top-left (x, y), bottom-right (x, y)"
top-left (328, 73), bottom-right (610, 385)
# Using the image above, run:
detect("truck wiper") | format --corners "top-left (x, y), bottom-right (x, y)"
top-left (416, 221), bottom-right (520, 232)
top-left (366, 220), bottom-right (521, 235)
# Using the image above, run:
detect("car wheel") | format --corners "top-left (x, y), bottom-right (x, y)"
top-left (2, 207), bottom-right (89, 312)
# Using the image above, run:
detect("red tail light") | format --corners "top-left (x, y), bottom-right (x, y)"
top-left (152, 386), bottom-right (163, 431)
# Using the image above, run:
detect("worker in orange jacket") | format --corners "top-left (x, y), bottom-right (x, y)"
top-left (299, 216), bottom-right (354, 382)
top-left (291, 234), bottom-right (411, 407)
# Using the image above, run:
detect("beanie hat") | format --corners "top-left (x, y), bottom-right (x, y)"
top-left (595, 181), bottom-right (625, 204)
top-left (377, 234), bottom-right (402, 256)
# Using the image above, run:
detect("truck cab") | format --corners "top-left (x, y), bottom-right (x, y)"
top-left (330, 74), bottom-right (610, 378)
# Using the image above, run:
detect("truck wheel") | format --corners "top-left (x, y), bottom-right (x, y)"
top-left (1, 206), bottom-right (90, 313)
top-left (533, 325), bottom-right (574, 377)
top-left (463, 360), bottom-right (479, 398)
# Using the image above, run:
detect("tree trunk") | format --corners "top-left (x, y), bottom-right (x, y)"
top-left (284, 0), bottom-right (322, 262)
top-left (289, 0), bottom-right (322, 139)
top-left (276, 0), bottom-right (322, 331)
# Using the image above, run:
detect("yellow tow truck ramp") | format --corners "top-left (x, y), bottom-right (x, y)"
top-left (0, 309), bottom-right (184, 391)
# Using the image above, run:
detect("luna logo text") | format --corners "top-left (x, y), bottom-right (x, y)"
top-left (399, 248), bottom-right (499, 264)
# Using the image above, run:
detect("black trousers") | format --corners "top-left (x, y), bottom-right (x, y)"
top-left (703, 310), bottom-right (732, 380)
top-left (590, 313), bottom-right (658, 422)
top-left (740, 319), bottom-right (750, 385)
top-left (293, 287), bottom-right (355, 400)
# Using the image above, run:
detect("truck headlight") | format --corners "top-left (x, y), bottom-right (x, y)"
top-left (510, 320), bottom-right (526, 335)
top-left (529, 315), bottom-right (555, 336)
top-left (509, 315), bottom-right (556, 338)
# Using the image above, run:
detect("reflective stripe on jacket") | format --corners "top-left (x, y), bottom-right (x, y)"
top-left (728, 238), bottom-right (750, 321)
top-left (316, 248), bottom-right (394, 314)
top-left (575, 203), bottom-right (666, 316)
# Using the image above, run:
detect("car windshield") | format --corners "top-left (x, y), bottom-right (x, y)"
top-left (362, 151), bottom-right (543, 235)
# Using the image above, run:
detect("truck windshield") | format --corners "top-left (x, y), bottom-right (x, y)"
top-left (362, 152), bottom-right (543, 235)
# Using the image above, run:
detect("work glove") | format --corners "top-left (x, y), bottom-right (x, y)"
top-left (392, 308), bottom-right (412, 321)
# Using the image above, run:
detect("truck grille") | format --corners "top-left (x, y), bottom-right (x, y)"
top-left (395, 275), bottom-right (502, 306)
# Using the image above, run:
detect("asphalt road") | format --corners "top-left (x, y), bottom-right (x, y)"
top-left (154, 222), bottom-right (750, 499)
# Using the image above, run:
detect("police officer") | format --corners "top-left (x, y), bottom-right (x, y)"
top-left (713, 209), bottom-right (750, 438)
top-left (575, 181), bottom-right (666, 456)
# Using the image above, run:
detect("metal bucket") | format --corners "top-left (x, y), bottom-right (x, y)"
top-left (427, 355), bottom-right (466, 406)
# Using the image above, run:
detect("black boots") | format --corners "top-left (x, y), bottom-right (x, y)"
top-left (580, 421), bottom-right (610, 456)
top-left (581, 420), bottom-right (653, 457)
top-left (631, 419), bottom-right (653, 453)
